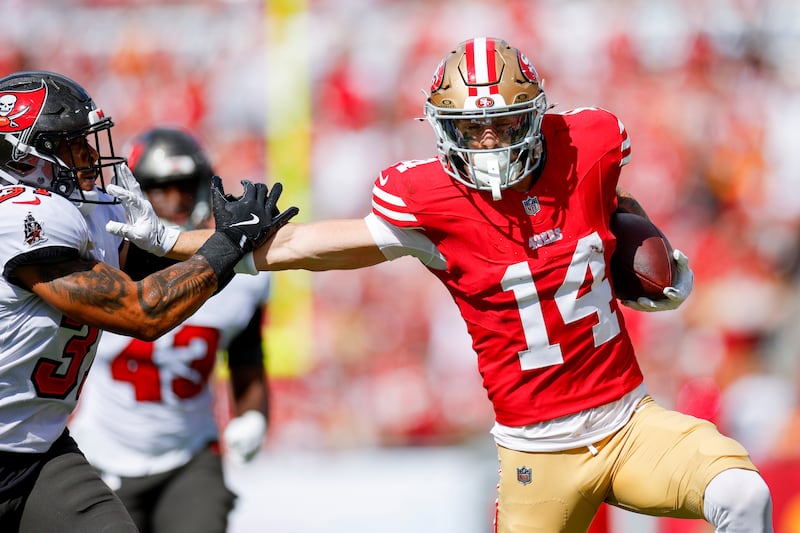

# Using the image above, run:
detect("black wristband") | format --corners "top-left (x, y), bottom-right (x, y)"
top-left (195, 232), bottom-right (243, 292)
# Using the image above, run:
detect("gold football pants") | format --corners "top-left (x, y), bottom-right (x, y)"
top-left (495, 397), bottom-right (757, 533)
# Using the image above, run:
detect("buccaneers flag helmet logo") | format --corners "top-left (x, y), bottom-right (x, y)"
top-left (0, 82), bottom-right (47, 133)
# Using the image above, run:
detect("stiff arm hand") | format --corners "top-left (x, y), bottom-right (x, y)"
top-left (210, 176), bottom-right (299, 252)
top-left (197, 177), bottom-right (299, 290)
top-left (621, 249), bottom-right (694, 312)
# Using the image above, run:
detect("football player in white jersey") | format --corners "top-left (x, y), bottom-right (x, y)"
top-left (70, 127), bottom-right (271, 533)
top-left (0, 71), bottom-right (296, 532)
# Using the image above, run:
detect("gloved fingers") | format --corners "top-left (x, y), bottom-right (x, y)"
top-left (273, 205), bottom-right (300, 228)
top-left (254, 181), bottom-right (267, 207)
top-left (265, 182), bottom-right (284, 209)
top-left (238, 179), bottom-right (255, 202)
top-left (210, 175), bottom-right (230, 204)
top-left (105, 220), bottom-right (129, 237)
top-left (113, 162), bottom-right (142, 193)
top-left (106, 183), bottom-right (137, 203)
top-left (620, 296), bottom-right (681, 312)
top-left (620, 298), bottom-right (655, 312)
top-left (265, 182), bottom-right (299, 229)
top-left (663, 287), bottom-right (682, 301)
top-left (106, 184), bottom-right (148, 220)
top-left (223, 411), bottom-right (267, 464)
top-left (211, 175), bottom-right (225, 194)
top-left (666, 248), bottom-right (694, 297)
top-left (673, 248), bottom-right (690, 268)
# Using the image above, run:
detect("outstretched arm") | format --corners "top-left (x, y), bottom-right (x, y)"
top-left (253, 218), bottom-right (387, 272)
top-left (15, 179), bottom-right (290, 340)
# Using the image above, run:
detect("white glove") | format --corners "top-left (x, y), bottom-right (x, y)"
top-left (621, 249), bottom-right (694, 312)
top-left (105, 163), bottom-right (181, 256)
top-left (223, 410), bottom-right (267, 464)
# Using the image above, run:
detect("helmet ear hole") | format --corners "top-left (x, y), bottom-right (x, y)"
top-left (53, 176), bottom-right (75, 197)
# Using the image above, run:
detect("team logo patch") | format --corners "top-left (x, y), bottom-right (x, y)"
top-left (517, 51), bottom-right (539, 84)
top-left (23, 212), bottom-right (47, 246)
top-left (430, 58), bottom-right (446, 92)
top-left (0, 81), bottom-right (48, 163)
top-left (476, 96), bottom-right (495, 108)
top-left (0, 82), bottom-right (46, 133)
top-left (516, 466), bottom-right (532, 485)
top-left (522, 195), bottom-right (540, 216)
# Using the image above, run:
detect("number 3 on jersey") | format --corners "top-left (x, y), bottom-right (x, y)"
top-left (501, 232), bottom-right (621, 370)
top-left (111, 325), bottom-right (220, 402)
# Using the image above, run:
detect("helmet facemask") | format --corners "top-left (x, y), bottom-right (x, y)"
top-left (424, 37), bottom-right (548, 201)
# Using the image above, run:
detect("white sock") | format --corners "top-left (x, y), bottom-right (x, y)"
top-left (703, 468), bottom-right (773, 532)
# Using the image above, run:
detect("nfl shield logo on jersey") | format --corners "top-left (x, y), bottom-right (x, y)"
top-left (522, 196), bottom-right (540, 216)
top-left (516, 466), bottom-right (532, 485)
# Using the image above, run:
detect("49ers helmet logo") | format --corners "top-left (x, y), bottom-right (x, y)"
top-left (517, 51), bottom-right (539, 84)
top-left (430, 58), bottom-right (446, 93)
top-left (0, 82), bottom-right (47, 133)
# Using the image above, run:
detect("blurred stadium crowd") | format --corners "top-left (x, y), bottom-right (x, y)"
top-left (6, 0), bottom-right (800, 529)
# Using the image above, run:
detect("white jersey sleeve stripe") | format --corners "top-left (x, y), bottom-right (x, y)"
top-left (371, 201), bottom-right (418, 223)
top-left (372, 185), bottom-right (407, 207)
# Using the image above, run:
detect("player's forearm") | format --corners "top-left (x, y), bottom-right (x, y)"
top-left (231, 366), bottom-right (270, 417)
top-left (164, 229), bottom-right (215, 260)
top-left (130, 255), bottom-right (221, 338)
top-left (253, 219), bottom-right (386, 272)
top-left (25, 257), bottom-right (218, 341)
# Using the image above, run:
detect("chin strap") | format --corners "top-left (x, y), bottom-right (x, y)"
top-left (472, 152), bottom-right (504, 201)
top-left (486, 157), bottom-right (502, 200)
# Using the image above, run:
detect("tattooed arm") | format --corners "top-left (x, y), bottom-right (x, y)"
top-left (14, 256), bottom-right (218, 341)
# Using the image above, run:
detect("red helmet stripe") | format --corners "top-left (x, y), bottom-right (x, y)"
top-left (485, 38), bottom-right (497, 83)
top-left (465, 38), bottom-right (501, 97)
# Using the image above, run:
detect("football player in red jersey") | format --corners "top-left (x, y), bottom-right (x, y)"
top-left (0, 71), bottom-right (294, 532)
top-left (110, 38), bottom-right (773, 532)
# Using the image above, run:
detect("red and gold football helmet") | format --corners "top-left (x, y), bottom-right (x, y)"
top-left (424, 37), bottom-right (547, 200)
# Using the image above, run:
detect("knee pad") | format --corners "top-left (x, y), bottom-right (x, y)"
top-left (703, 468), bottom-right (773, 532)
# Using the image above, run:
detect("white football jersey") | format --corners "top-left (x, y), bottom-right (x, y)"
top-left (0, 184), bottom-right (124, 452)
top-left (69, 271), bottom-right (270, 476)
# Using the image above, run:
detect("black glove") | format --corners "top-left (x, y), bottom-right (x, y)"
top-left (196, 176), bottom-right (299, 291)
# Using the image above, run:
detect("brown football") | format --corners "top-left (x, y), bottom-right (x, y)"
top-left (609, 212), bottom-right (677, 301)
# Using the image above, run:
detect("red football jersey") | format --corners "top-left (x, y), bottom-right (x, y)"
top-left (371, 107), bottom-right (644, 426)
